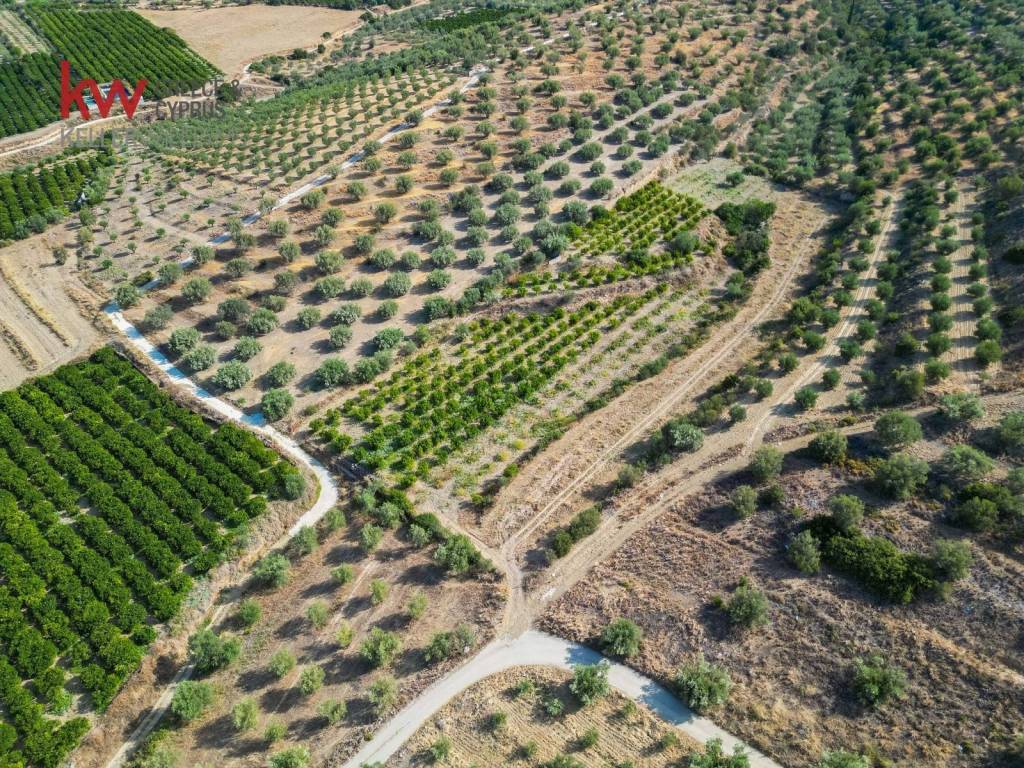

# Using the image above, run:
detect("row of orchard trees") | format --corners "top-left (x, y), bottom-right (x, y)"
top-left (0, 348), bottom-right (304, 768)
top-left (25, 8), bottom-right (218, 99)
top-left (0, 148), bottom-right (113, 242)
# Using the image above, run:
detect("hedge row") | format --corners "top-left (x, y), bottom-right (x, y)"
top-left (0, 348), bottom-right (300, 766)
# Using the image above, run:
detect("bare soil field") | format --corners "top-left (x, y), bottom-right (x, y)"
top-left (138, 5), bottom-right (365, 78)
top-left (0, 232), bottom-right (103, 388)
top-left (540, 444), bottom-right (1024, 768)
top-left (390, 666), bottom-right (699, 768)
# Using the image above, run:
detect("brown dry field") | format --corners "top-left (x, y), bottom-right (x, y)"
top-left (0, 231), bottom-right (104, 388)
top-left (123, 517), bottom-right (505, 768)
top-left (540, 443), bottom-right (1024, 768)
top-left (138, 5), bottom-right (365, 78)
top-left (391, 666), bottom-right (699, 768)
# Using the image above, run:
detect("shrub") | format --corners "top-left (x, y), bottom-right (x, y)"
top-left (600, 618), bottom-right (643, 658)
top-left (171, 681), bottom-right (214, 722)
top-left (569, 662), bottom-right (610, 705)
top-left (269, 747), bottom-right (310, 768)
top-left (212, 361), bottom-right (251, 391)
top-left (829, 494), bottom-right (864, 532)
top-left (264, 721), bottom-right (286, 743)
top-left (360, 523), bottom-right (384, 552)
top-left (360, 627), bottom-right (402, 668)
top-left (725, 577), bottom-right (768, 630)
top-left (236, 599), bottom-right (262, 630)
top-left (809, 430), bottom-right (847, 464)
top-left (218, 301), bottom-right (251, 325)
top-left (368, 676), bottom-right (398, 716)
top-left (232, 698), bottom-right (259, 732)
top-left (874, 412), bottom-right (922, 449)
top-left (298, 665), bottom-right (325, 696)
top-left (115, 283), bottom-right (141, 308)
top-left (975, 339), bottom-right (1002, 366)
top-left (851, 655), bottom-right (905, 707)
top-left (188, 629), bottom-right (240, 674)
top-left (261, 389), bottom-right (294, 421)
top-left (674, 654), bottom-right (731, 712)
top-left (234, 336), bottom-right (262, 361)
top-left (997, 411), bottom-right (1024, 451)
top-left (315, 250), bottom-right (343, 274)
top-left (951, 496), bottom-right (999, 531)
top-left (297, 307), bottom-right (322, 330)
top-left (370, 579), bottom-right (390, 606)
top-left (383, 272), bottom-right (412, 297)
top-left (424, 624), bottom-right (475, 664)
top-left (168, 326), bottom-right (200, 355)
top-left (663, 419), bottom-right (703, 452)
top-left (938, 392), bottom-right (983, 422)
top-left (931, 539), bottom-right (972, 582)
top-left (306, 601), bottom-right (328, 629)
top-left (247, 308), bottom-right (279, 335)
top-left (329, 325), bottom-right (353, 349)
top-left (348, 277), bottom-right (373, 298)
top-left (808, 517), bottom-right (935, 602)
top-left (268, 649), bottom-right (296, 678)
top-left (730, 485), bottom-right (757, 518)
top-left (316, 358), bottom-right (350, 389)
top-left (182, 344), bottom-right (216, 373)
top-left (924, 358), bottom-right (951, 382)
top-left (253, 554), bottom-right (290, 588)
top-left (688, 739), bottom-right (749, 768)
top-left (335, 622), bottom-right (354, 649)
top-left (182, 277), bottom-right (212, 304)
top-left (817, 752), bottom-right (869, 768)
top-left (374, 327), bottom-right (404, 350)
top-left (426, 269), bottom-right (451, 291)
top-left (874, 453), bottom-right (929, 500)
top-left (749, 447), bottom-right (783, 482)
top-left (142, 305), bottom-right (173, 331)
top-left (788, 530), bottom-right (821, 574)
top-left (318, 699), bottom-right (346, 726)
top-left (939, 444), bottom-right (994, 485)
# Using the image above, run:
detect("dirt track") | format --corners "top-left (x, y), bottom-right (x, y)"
top-left (485, 181), bottom-right (835, 616)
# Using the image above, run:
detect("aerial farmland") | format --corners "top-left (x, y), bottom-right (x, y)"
top-left (0, 1), bottom-right (1022, 768)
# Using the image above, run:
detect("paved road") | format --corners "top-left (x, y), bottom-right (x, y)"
top-left (344, 630), bottom-right (780, 768)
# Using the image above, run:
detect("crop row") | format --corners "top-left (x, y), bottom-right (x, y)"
top-left (506, 251), bottom-right (697, 296)
top-left (25, 8), bottom-right (218, 99)
top-left (0, 147), bottom-right (114, 242)
top-left (147, 67), bottom-right (452, 179)
top-left (572, 181), bottom-right (705, 256)
top-left (313, 292), bottom-right (658, 484)
top-left (0, 53), bottom-right (62, 138)
top-left (0, 9), bottom-right (218, 139)
top-left (0, 348), bottom-right (299, 767)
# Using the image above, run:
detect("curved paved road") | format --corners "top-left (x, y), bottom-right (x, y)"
top-left (344, 631), bottom-right (780, 768)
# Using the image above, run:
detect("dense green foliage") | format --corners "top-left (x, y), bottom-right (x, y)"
top-left (0, 147), bottom-right (114, 241)
top-left (0, 8), bottom-right (218, 138)
top-left (27, 8), bottom-right (219, 98)
top-left (0, 348), bottom-right (297, 765)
